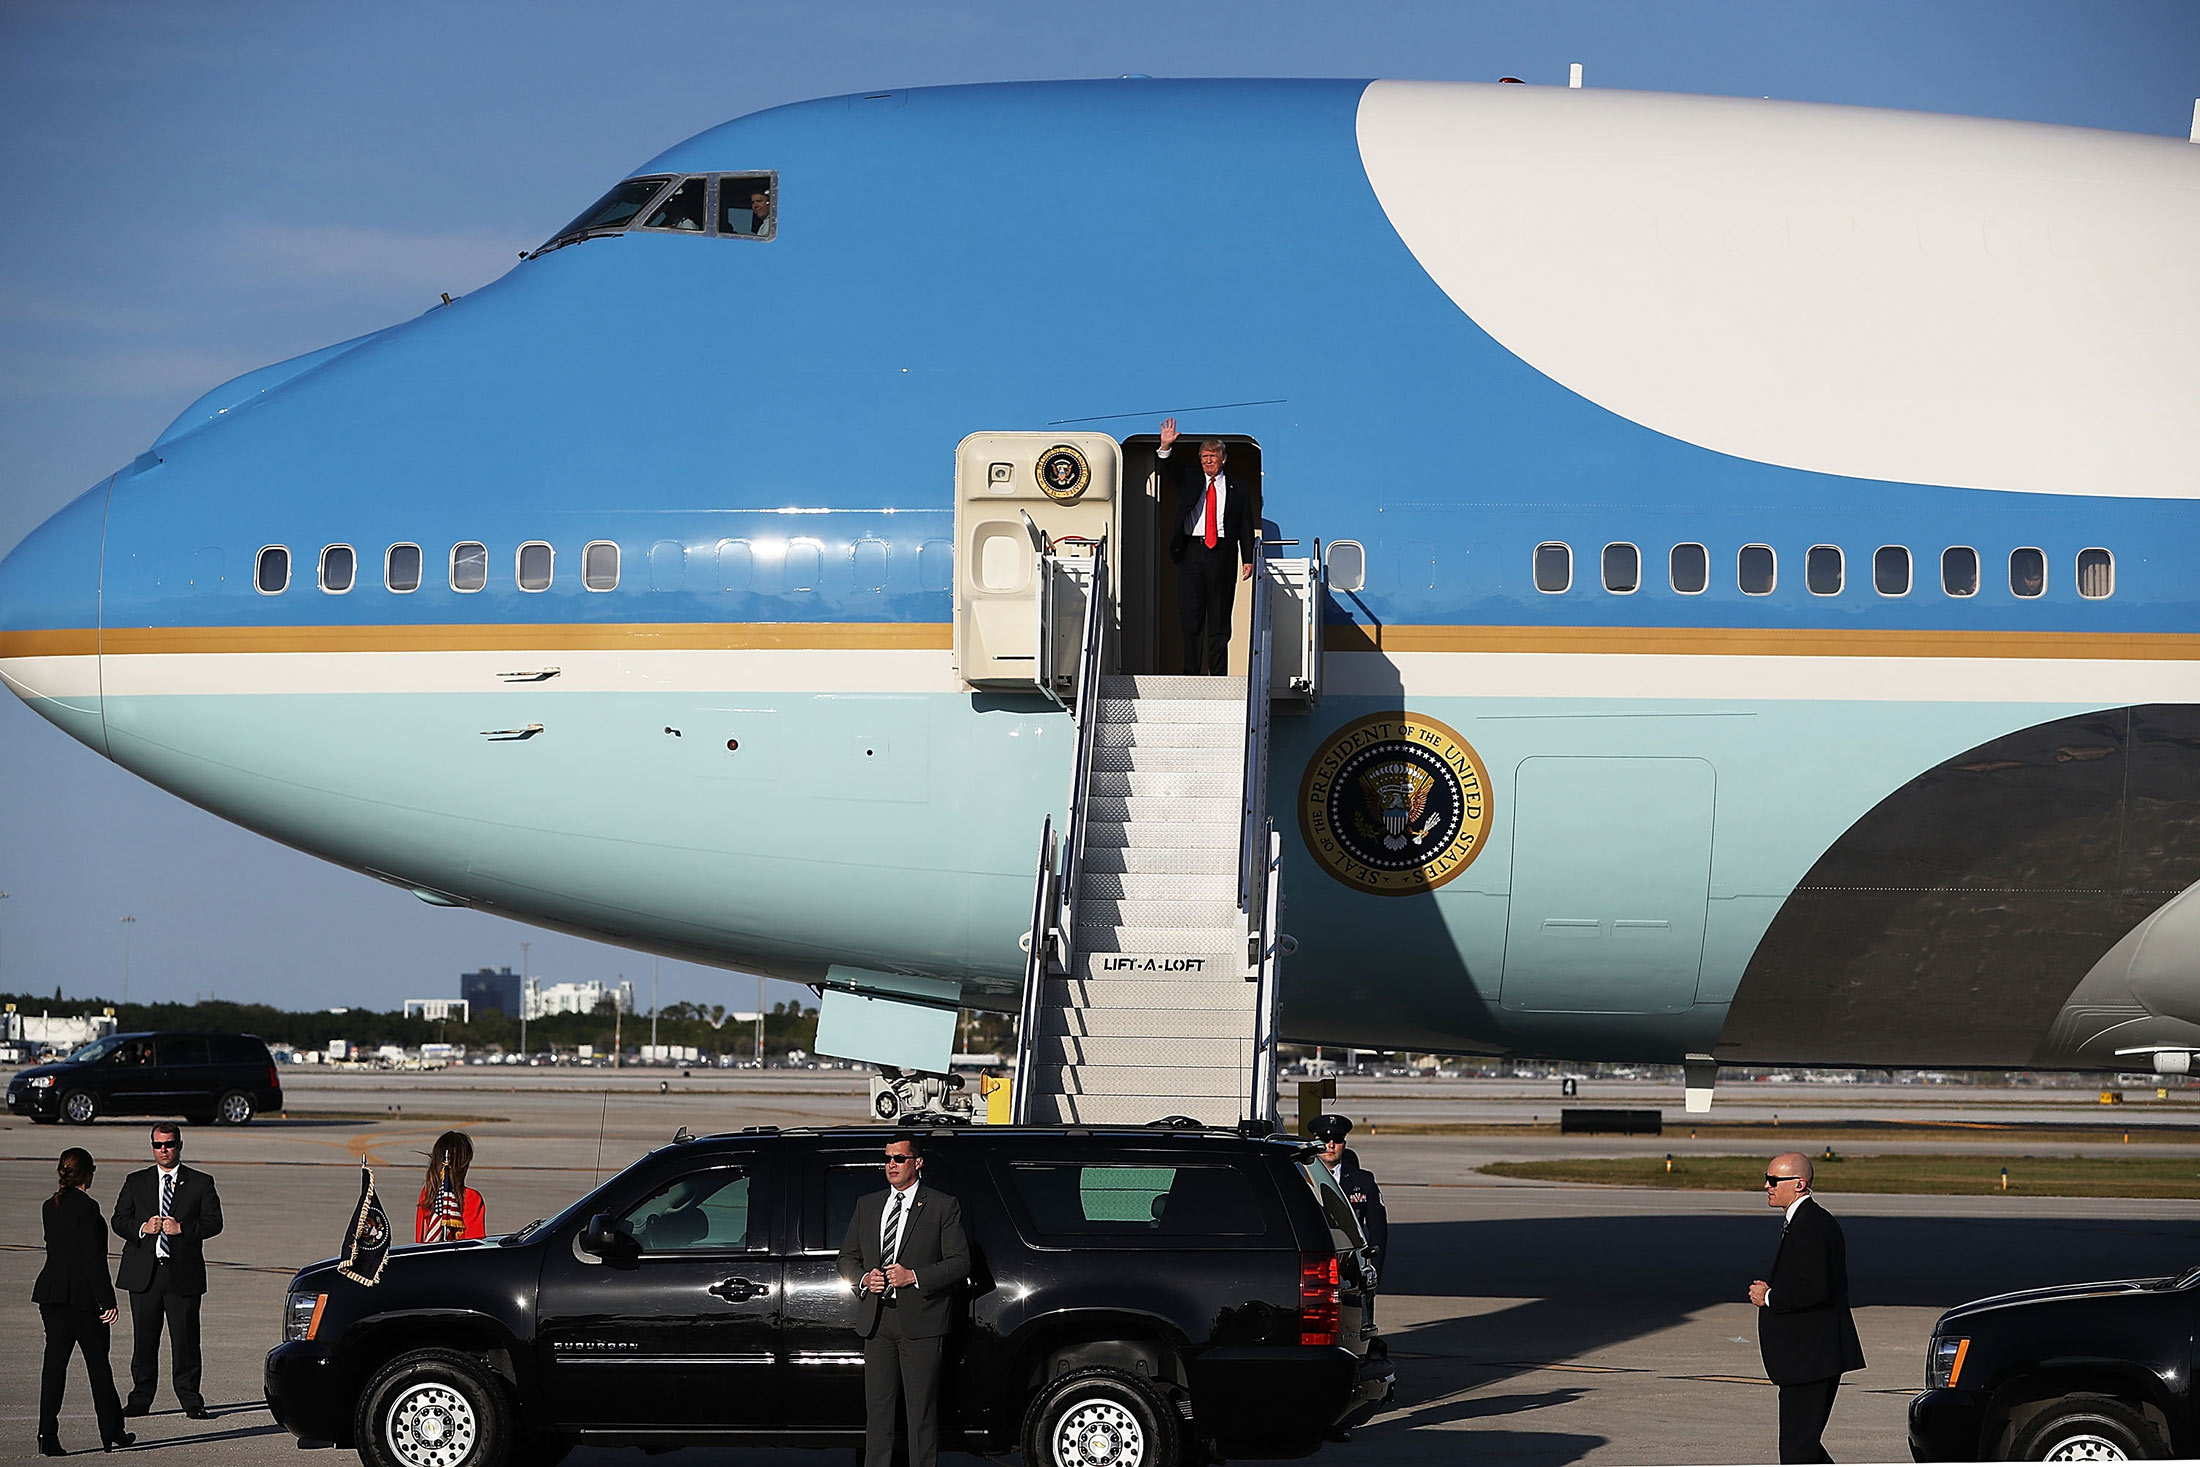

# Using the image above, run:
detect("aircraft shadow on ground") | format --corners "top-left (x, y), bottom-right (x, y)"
top-left (1367, 1212), bottom-right (2200, 1451)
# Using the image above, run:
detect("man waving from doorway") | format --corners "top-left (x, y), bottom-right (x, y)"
top-left (1158, 417), bottom-right (1255, 676)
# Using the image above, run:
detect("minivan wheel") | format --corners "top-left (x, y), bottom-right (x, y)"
top-left (215, 1089), bottom-right (255, 1125)
top-left (60, 1090), bottom-right (97, 1125)
top-left (2015, 1396), bottom-right (2163, 1461)
top-left (1023, 1367), bottom-right (1180, 1467)
top-left (353, 1348), bottom-right (511, 1467)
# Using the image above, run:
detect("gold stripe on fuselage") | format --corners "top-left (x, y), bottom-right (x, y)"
top-left (4, 623), bottom-right (2199, 661)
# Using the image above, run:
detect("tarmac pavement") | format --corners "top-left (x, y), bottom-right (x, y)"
top-left (1, 1071), bottom-right (2195, 1467)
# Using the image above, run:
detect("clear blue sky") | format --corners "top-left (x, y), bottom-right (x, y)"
top-left (2, 1), bottom-right (2195, 1015)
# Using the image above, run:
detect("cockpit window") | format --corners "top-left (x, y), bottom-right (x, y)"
top-left (640, 177), bottom-right (707, 233)
top-left (535, 172), bottom-right (775, 256)
top-left (537, 174), bottom-right (675, 254)
top-left (719, 174), bottom-right (775, 238)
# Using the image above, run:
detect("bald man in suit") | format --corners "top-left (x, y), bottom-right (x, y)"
top-left (1749, 1152), bottom-right (1866, 1462)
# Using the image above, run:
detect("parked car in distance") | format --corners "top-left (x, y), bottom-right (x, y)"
top-left (267, 1123), bottom-right (1393, 1467)
top-left (6, 1030), bottom-right (281, 1126)
top-left (1909, 1265), bottom-right (2200, 1460)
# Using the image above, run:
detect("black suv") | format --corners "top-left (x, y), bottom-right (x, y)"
top-left (7, 1030), bottom-right (281, 1126)
top-left (267, 1124), bottom-right (1393, 1467)
top-left (1909, 1266), bottom-right (2200, 1460)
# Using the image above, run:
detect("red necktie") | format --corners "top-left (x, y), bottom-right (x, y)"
top-left (1203, 476), bottom-right (1218, 549)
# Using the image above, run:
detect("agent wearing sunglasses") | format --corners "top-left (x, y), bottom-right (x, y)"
top-left (110, 1123), bottom-right (225, 1421)
top-left (1746, 1153), bottom-right (1865, 1463)
top-left (834, 1134), bottom-right (970, 1467)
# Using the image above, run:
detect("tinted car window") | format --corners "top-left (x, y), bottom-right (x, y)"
top-left (618, 1166), bottom-right (761, 1252)
top-left (1005, 1162), bottom-right (1262, 1237)
top-left (159, 1036), bottom-right (211, 1067)
top-left (103, 1038), bottom-right (154, 1068)
top-left (212, 1036), bottom-right (266, 1066)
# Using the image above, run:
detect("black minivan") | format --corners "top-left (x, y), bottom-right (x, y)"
top-left (7, 1030), bottom-right (282, 1125)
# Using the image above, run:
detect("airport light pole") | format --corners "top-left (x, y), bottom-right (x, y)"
top-left (0, 890), bottom-right (9, 988)
top-left (119, 915), bottom-right (136, 1006)
top-left (757, 973), bottom-right (765, 1067)
top-left (651, 956), bottom-right (659, 1056)
top-left (519, 940), bottom-right (530, 1059)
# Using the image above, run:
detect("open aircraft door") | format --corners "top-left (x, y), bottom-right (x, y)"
top-left (953, 432), bottom-right (1120, 697)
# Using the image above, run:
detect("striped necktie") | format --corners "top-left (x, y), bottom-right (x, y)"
top-left (157, 1172), bottom-right (174, 1259)
top-left (881, 1191), bottom-right (906, 1295)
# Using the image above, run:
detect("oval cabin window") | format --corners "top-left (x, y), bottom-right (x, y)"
top-left (1670, 543), bottom-right (1708, 594)
top-left (1533, 542), bottom-right (1572, 594)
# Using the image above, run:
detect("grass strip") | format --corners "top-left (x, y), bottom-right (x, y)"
top-left (1480, 1153), bottom-right (2200, 1198)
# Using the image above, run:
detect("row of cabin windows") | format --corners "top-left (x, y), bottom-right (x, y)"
top-left (257, 541), bottom-right (624, 596)
top-left (1532, 542), bottom-right (2115, 600)
top-left (252, 539), bottom-right (898, 596)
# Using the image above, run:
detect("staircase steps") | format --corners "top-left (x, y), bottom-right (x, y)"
top-left (1020, 674), bottom-right (1260, 1128)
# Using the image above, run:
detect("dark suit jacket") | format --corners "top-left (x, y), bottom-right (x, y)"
top-left (835, 1184), bottom-right (969, 1340)
top-left (1758, 1195), bottom-right (1867, 1385)
top-left (111, 1165), bottom-right (223, 1296)
top-left (1161, 450), bottom-right (1257, 566)
top-left (34, 1187), bottom-right (118, 1312)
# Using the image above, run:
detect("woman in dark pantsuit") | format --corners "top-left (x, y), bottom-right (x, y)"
top-left (35, 1148), bottom-right (131, 1455)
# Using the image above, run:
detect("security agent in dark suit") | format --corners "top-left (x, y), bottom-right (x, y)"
top-left (835, 1133), bottom-right (970, 1467)
top-left (111, 1122), bottom-right (223, 1419)
top-left (35, 1148), bottom-right (131, 1455)
top-left (1748, 1152), bottom-right (1866, 1463)
top-left (1157, 416), bottom-right (1257, 676)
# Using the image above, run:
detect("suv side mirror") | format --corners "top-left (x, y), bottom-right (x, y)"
top-left (579, 1213), bottom-right (621, 1257)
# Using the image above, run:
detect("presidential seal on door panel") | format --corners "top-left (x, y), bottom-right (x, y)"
top-left (1035, 444), bottom-right (1091, 503)
top-left (1299, 712), bottom-right (1490, 895)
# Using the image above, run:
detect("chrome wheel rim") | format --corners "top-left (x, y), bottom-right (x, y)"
top-left (383, 1381), bottom-right (478, 1467)
top-left (219, 1093), bottom-right (251, 1123)
top-left (63, 1093), bottom-right (93, 1122)
top-left (1052, 1396), bottom-right (1146, 1467)
top-left (2042, 1434), bottom-right (2126, 1462)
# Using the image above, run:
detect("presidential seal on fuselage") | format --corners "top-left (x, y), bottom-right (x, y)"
top-left (1298, 712), bottom-right (1490, 895)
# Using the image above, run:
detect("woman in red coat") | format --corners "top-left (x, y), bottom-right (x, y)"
top-left (415, 1131), bottom-right (486, 1243)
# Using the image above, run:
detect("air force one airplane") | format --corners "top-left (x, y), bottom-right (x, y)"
top-left (3, 78), bottom-right (2197, 1117)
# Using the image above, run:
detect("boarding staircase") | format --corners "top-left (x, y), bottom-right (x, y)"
top-left (1014, 536), bottom-right (1322, 1128)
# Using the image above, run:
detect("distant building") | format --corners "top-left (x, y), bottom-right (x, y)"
top-left (527, 979), bottom-right (631, 1019)
top-left (461, 967), bottom-right (522, 1017)
top-left (403, 998), bottom-right (471, 1023)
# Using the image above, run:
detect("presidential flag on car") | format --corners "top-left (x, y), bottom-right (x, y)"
top-left (337, 1164), bottom-right (392, 1286)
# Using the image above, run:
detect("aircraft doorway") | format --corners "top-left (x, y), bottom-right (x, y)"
top-left (1118, 433), bottom-right (1263, 677)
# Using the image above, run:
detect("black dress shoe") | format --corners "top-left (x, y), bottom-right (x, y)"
top-left (39, 1434), bottom-right (65, 1456)
top-left (121, 1403), bottom-right (151, 1418)
top-left (182, 1407), bottom-right (214, 1420)
top-left (104, 1429), bottom-right (137, 1451)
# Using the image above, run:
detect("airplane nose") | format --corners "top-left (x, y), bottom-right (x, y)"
top-left (0, 477), bottom-right (111, 755)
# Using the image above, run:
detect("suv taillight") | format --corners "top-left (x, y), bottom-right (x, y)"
top-left (1299, 1252), bottom-right (1340, 1346)
top-left (268, 1061), bottom-right (281, 1092)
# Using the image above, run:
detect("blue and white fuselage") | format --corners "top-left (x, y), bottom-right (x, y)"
top-left (4, 79), bottom-right (2197, 1069)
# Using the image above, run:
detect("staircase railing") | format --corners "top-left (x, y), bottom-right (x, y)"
top-left (1011, 815), bottom-right (1055, 1127)
top-left (1247, 824), bottom-right (1284, 1125)
top-left (1238, 533), bottom-right (1274, 921)
top-left (1056, 539), bottom-right (1112, 948)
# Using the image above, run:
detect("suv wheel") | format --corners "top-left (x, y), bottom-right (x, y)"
top-left (2015, 1397), bottom-right (2164, 1461)
top-left (61, 1090), bottom-right (97, 1125)
top-left (354, 1348), bottom-right (511, 1467)
top-left (215, 1089), bottom-right (255, 1125)
top-left (1023, 1367), bottom-right (1180, 1467)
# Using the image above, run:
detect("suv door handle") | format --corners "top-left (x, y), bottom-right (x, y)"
top-left (709, 1276), bottom-right (766, 1303)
